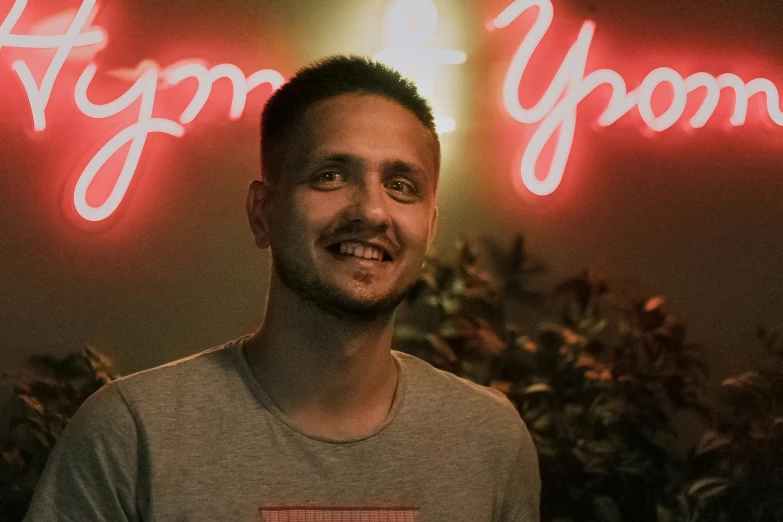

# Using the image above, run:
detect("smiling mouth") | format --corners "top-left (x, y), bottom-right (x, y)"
top-left (325, 242), bottom-right (393, 262)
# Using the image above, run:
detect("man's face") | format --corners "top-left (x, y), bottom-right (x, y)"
top-left (251, 93), bottom-right (439, 321)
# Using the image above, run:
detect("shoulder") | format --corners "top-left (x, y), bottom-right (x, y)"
top-left (393, 350), bottom-right (527, 441)
top-left (109, 338), bottom-right (240, 406)
top-left (394, 350), bottom-right (517, 410)
top-left (24, 380), bottom-right (142, 521)
top-left (393, 351), bottom-right (539, 495)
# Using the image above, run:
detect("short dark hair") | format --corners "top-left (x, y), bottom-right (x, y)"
top-left (260, 55), bottom-right (440, 183)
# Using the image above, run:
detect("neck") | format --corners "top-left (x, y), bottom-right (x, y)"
top-left (243, 276), bottom-right (400, 436)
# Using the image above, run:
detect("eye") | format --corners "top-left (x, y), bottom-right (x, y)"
top-left (385, 178), bottom-right (418, 201)
top-left (318, 171), bottom-right (340, 182)
top-left (311, 170), bottom-right (344, 189)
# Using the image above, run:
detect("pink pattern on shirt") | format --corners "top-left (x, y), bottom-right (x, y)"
top-left (259, 507), bottom-right (419, 522)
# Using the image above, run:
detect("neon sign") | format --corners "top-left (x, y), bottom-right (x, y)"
top-left (5, 0), bottom-right (781, 223)
top-left (374, 0), bottom-right (466, 133)
top-left (1, 0), bottom-right (284, 222)
top-left (493, 0), bottom-right (783, 196)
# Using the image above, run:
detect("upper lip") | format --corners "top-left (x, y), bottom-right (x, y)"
top-left (325, 237), bottom-right (396, 260)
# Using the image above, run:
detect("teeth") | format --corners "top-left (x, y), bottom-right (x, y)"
top-left (336, 242), bottom-right (385, 260)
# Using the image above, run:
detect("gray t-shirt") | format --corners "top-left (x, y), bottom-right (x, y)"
top-left (24, 337), bottom-right (540, 521)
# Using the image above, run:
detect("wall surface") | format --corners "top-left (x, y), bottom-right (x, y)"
top-left (1, 0), bottom-right (781, 384)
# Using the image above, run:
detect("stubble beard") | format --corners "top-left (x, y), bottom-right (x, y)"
top-left (271, 249), bottom-right (416, 322)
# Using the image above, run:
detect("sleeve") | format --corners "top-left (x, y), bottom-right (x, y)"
top-left (23, 383), bottom-right (142, 522)
top-left (499, 420), bottom-right (542, 522)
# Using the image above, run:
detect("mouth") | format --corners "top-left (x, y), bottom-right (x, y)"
top-left (325, 241), bottom-right (393, 262)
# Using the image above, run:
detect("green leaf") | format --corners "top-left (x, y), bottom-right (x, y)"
top-left (656, 504), bottom-right (674, 522)
top-left (18, 394), bottom-right (45, 417)
top-left (772, 417), bottom-right (783, 440)
top-left (592, 495), bottom-right (622, 522)
top-left (585, 318), bottom-right (607, 337)
top-left (424, 334), bottom-right (457, 364)
top-left (722, 371), bottom-right (773, 408)
top-left (583, 462), bottom-right (610, 476)
top-left (523, 383), bottom-right (554, 396)
top-left (394, 325), bottom-right (425, 340)
top-left (578, 438), bottom-right (616, 455)
top-left (616, 453), bottom-right (651, 478)
top-left (694, 431), bottom-right (732, 458)
top-left (531, 413), bottom-right (553, 433)
top-left (657, 497), bottom-right (691, 522)
top-left (686, 477), bottom-right (729, 504)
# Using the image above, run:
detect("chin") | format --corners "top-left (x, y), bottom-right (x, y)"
top-left (322, 290), bottom-right (401, 319)
top-left (272, 253), bottom-right (414, 321)
top-left (316, 299), bottom-right (397, 322)
top-left (309, 279), bottom-right (414, 322)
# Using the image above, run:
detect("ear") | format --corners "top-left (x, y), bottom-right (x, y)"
top-left (246, 179), bottom-right (273, 249)
top-left (426, 205), bottom-right (438, 252)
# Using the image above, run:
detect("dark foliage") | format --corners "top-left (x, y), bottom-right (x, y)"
top-left (683, 325), bottom-right (783, 522)
top-left (0, 346), bottom-right (120, 522)
top-left (394, 236), bottom-right (781, 522)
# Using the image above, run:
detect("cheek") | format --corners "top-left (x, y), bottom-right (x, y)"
top-left (267, 200), bottom-right (319, 252)
top-left (396, 208), bottom-right (433, 252)
top-left (298, 194), bottom-right (345, 234)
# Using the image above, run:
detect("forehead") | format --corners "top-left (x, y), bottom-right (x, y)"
top-left (287, 93), bottom-right (439, 176)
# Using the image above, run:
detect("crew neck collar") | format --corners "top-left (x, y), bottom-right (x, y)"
top-left (230, 335), bottom-right (407, 445)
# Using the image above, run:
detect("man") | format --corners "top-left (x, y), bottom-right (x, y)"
top-left (24, 55), bottom-right (541, 521)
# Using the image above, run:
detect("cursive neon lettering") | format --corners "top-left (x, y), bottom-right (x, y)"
top-left (73, 64), bottom-right (185, 221)
top-left (3, 0), bottom-right (105, 130)
top-left (494, 0), bottom-right (783, 195)
top-left (0, 0), bottom-right (283, 221)
top-left (165, 63), bottom-right (284, 124)
top-left (374, 0), bottom-right (466, 133)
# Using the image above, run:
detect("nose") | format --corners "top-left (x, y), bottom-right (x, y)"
top-left (346, 177), bottom-right (392, 229)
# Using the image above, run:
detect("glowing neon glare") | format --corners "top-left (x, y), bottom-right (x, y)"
top-left (73, 64), bottom-right (185, 221)
top-left (374, 0), bottom-right (466, 133)
top-left (3, 0), bottom-right (105, 130)
top-left (0, 0), bottom-right (283, 222)
top-left (637, 68), bottom-right (688, 131)
top-left (164, 63), bottom-right (284, 124)
top-left (0, 0), bottom-right (105, 48)
top-left (746, 78), bottom-right (783, 125)
top-left (28, 7), bottom-right (106, 62)
top-left (684, 73), bottom-right (720, 128)
top-left (493, 0), bottom-right (783, 196)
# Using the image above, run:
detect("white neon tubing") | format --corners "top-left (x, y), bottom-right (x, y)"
top-left (165, 63), bottom-right (283, 124)
top-left (374, 0), bottom-right (465, 133)
top-left (637, 68), bottom-right (688, 132)
top-left (73, 64), bottom-right (184, 221)
top-left (3, 0), bottom-right (103, 130)
top-left (493, 0), bottom-right (783, 196)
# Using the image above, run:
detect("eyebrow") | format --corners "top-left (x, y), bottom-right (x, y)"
top-left (297, 153), bottom-right (356, 172)
top-left (385, 160), bottom-right (418, 174)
